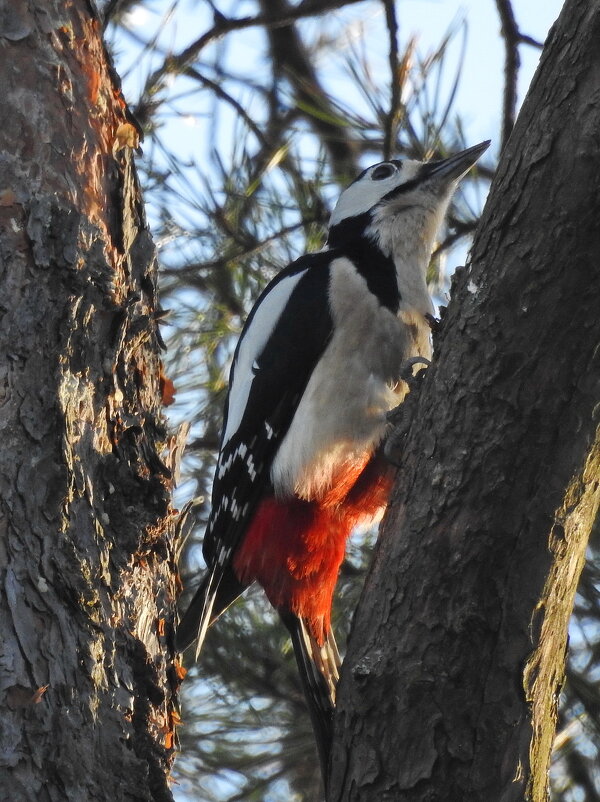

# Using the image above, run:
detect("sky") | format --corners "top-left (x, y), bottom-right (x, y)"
top-left (398, 0), bottom-right (563, 146)
top-left (112, 0), bottom-right (565, 290)
top-left (117, 0), bottom-right (564, 164)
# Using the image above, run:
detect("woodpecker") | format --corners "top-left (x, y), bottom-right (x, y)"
top-left (176, 140), bottom-right (490, 782)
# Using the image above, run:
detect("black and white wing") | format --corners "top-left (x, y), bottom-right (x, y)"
top-left (176, 252), bottom-right (334, 654)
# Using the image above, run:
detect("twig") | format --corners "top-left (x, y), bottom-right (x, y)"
top-left (140, 0), bottom-right (368, 111)
top-left (519, 33), bottom-right (543, 49)
top-left (382, 0), bottom-right (400, 160)
top-left (258, 0), bottom-right (359, 181)
top-left (495, 0), bottom-right (521, 149)
top-left (182, 67), bottom-right (270, 149)
top-left (161, 218), bottom-right (325, 280)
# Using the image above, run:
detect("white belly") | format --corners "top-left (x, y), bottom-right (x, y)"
top-left (270, 257), bottom-right (431, 500)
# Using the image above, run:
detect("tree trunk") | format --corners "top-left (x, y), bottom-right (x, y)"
top-left (0, 2), bottom-right (180, 799)
top-left (329, 0), bottom-right (600, 800)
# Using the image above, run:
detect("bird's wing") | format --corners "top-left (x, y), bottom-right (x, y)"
top-left (176, 252), bottom-right (334, 654)
top-left (206, 252), bottom-right (334, 563)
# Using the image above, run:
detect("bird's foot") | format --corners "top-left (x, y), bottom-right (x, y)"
top-left (384, 408), bottom-right (410, 466)
top-left (424, 312), bottom-right (441, 334)
top-left (399, 355), bottom-right (431, 385)
top-left (384, 357), bottom-right (431, 465)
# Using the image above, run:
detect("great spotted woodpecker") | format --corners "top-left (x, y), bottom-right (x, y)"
top-left (176, 140), bottom-right (490, 782)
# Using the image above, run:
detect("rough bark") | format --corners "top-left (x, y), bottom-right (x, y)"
top-left (330, 0), bottom-right (600, 800)
top-left (0, 2), bottom-right (180, 800)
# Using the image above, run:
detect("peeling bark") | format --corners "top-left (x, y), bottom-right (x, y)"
top-left (330, 0), bottom-right (600, 799)
top-left (0, 2), bottom-right (180, 800)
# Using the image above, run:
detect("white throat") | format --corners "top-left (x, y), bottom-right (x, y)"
top-left (366, 200), bottom-right (448, 316)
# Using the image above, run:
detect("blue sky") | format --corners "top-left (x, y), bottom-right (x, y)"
top-left (112, 0), bottom-right (565, 288)
top-left (398, 0), bottom-right (563, 145)
top-left (116, 0), bottom-right (564, 165)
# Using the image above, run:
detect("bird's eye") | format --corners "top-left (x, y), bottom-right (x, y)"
top-left (371, 163), bottom-right (396, 181)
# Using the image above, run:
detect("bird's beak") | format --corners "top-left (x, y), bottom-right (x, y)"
top-left (422, 140), bottom-right (491, 183)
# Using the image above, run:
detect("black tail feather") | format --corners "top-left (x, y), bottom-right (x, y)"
top-left (176, 566), bottom-right (247, 655)
top-left (280, 611), bottom-right (340, 793)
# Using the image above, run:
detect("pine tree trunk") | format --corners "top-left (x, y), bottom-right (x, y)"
top-left (329, 0), bottom-right (600, 799)
top-left (0, 2), bottom-right (180, 799)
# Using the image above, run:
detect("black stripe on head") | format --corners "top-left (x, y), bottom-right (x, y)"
top-left (328, 159), bottom-right (423, 248)
top-left (379, 163), bottom-right (430, 203)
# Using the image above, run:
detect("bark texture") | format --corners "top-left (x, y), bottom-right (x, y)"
top-left (0, 2), bottom-right (180, 800)
top-left (330, 0), bottom-right (600, 799)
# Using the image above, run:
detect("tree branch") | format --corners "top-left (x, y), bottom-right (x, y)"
top-left (382, 0), bottom-right (400, 160)
top-left (257, 0), bottom-right (359, 180)
top-left (495, 0), bottom-right (521, 149)
top-left (139, 0), bottom-right (368, 123)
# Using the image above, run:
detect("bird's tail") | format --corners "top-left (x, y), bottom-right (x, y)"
top-left (281, 611), bottom-right (341, 789)
top-left (176, 566), bottom-right (246, 658)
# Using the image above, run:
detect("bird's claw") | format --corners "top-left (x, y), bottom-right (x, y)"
top-left (384, 357), bottom-right (431, 465)
top-left (384, 403), bottom-right (411, 465)
top-left (399, 356), bottom-right (431, 385)
top-left (424, 312), bottom-right (441, 333)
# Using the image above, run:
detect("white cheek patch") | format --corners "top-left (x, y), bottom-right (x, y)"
top-left (222, 270), bottom-right (307, 445)
top-left (329, 160), bottom-right (422, 226)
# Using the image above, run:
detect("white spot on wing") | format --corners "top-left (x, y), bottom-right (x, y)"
top-left (222, 270), bottom-right (307, 446)
top-left (217, 452), bottom-right (233, 479)
top-left (217, 442), bottom-right (249, 479)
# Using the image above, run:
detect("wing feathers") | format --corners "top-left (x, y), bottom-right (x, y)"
top-left (175, 564), bottom-right (247, 654)
top-left (222, 269), bottom-right (308, 446)
top-left (202, 260), bottom-right (333, 569)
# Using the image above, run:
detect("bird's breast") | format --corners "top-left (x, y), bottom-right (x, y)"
top-left (270, 257), bottom-right (430, 501)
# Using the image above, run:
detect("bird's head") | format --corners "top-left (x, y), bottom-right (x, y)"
top-left (327, 141), bottom-right (490, 254)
